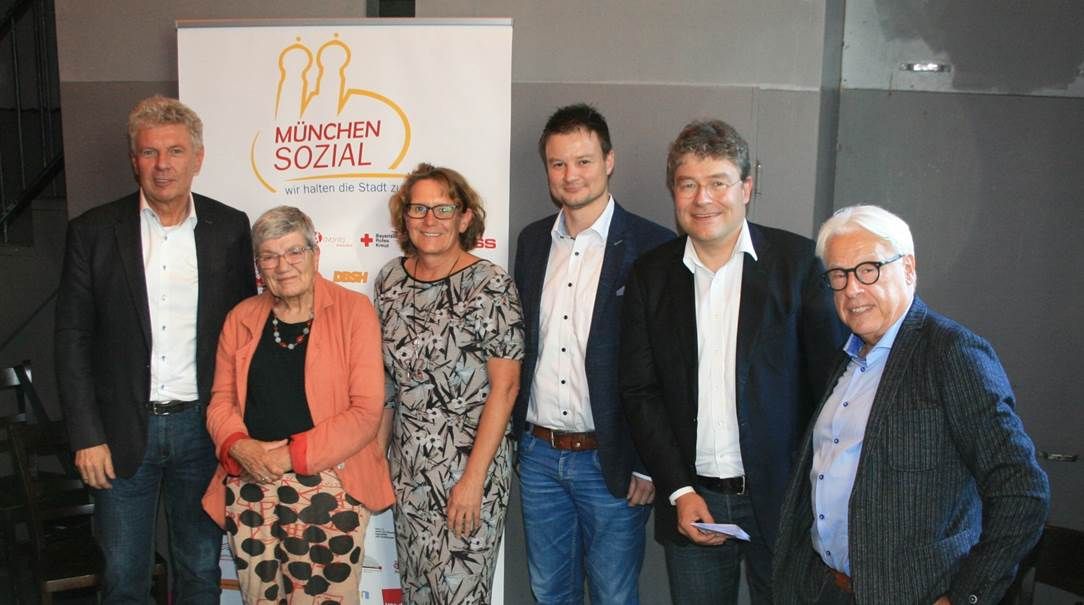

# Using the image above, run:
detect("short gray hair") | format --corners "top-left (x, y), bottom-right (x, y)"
top-left (666, 119), bottom-right (751, 194)
top-left (815, 204), bottom-right (915, 260)
top-left (127, 95), bottom-right (204, 153)
top-left (251, 206), bottom-right (317, 253)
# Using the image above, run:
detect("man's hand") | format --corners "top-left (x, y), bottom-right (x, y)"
top-left (229, 438), bottom-right (288, 484)
top-left (675, 491), bottom-right (728, 545)
top-left (933, 597), bottom-right (951, 605)
top-left (626, 475), bottom-right (655, 506)
top-left (75, 444), bottom-right (116, 489)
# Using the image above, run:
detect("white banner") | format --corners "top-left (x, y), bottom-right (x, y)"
top-left (178, 18), bottom-right (512, 605)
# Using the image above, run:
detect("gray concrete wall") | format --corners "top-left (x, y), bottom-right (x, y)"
top-left (837, 3), bottom-right (1084, 601)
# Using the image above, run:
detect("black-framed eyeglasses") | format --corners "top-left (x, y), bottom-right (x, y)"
top-left (821, 254), bottom-right (903, 291)
top-left (255, 246), bottom-right (313, 269)
top-left (404, 203), bottom-right (458, 220)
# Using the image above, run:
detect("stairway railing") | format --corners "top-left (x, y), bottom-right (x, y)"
top-left (0, 0), bottom-right (64, 245)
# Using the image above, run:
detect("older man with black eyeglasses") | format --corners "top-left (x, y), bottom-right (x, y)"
top-left (773, 204), bottom-right (1050, 605)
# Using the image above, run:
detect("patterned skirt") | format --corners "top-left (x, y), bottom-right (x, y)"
top-left (225, 470), bottom-right (372, 604)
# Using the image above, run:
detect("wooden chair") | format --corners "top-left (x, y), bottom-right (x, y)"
top-left (1002, 524), bottom-right (1084, 604)
top-left (9, 420), bottom-right (168, 604)
top-left (1, 360), bottom-right (74, 600)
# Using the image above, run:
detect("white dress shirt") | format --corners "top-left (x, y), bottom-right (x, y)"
top-left (526, 197), bottom-right (615, 432)
top-left (140, 192), bottom-right (200, 403)
top-left (669, 220), bottom-right (758, 504)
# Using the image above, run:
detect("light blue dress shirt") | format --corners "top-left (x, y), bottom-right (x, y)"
top-left (809, 311), bottom-right (908, 575)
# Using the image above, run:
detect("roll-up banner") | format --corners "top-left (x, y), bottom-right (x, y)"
top-left (177, 18), bottom-right (512, 604)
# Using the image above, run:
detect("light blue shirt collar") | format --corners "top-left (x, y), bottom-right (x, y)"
top-left (842, 299), bottom-right (912, 366)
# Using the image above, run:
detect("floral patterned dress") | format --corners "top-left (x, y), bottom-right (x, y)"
top-left (374, 258), bottom-right (525, 604)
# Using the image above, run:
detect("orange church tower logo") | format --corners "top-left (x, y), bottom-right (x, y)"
top-left (250, 33), bottom-right (412, 193)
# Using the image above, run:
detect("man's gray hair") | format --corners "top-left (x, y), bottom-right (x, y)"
top-left (666, 119), bottom-right (751, 194)
top-left (251, 206), bottom-right (317, 253)
top-left (815, 204), bottom-right (915, 260)
top-left (127, 95), bottom-right (204, 152)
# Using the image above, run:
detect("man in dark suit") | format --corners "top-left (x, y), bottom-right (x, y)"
top-left (772, 204), bottom-right (1049, 604)
top-left (513, 103), bottom-right (674, 604)
top-left (55, 95), bottom-right (256, 603)
top-left (620, 119), bottom-right (845, 604)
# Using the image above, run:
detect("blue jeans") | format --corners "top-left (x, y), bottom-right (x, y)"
top-left (663, 486), bottom-right (772, 605)
top-left (519, 429), bottom-right (650, 605)
top-left (93, 405), bottom-right (222, 604)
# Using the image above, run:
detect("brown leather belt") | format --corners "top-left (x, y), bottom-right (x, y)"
top-left (696, 474), bottom-right (746, 495)
top-left (830, 569), bottom-right (853, 594)
top-left (145, 400), bottom-right (198, 416)
top-left (531, 425), bottom-right (598, 451)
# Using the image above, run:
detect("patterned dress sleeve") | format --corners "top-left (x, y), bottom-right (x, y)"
top-left (474, 262), bottom-right (526, 362)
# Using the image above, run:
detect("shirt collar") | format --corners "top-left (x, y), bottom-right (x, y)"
top-left (682, 219), bottom-right (758, 273)
top-left (140, 191), bottom-right (197, 227)
top-left (842, 299), bottom-right (912, 363)
top-left (551, 195), bottom-right (615, 242)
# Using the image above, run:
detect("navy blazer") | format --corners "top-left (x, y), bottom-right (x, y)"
top-left (55, 192), bottom-right (256, 478)
top-left (620, 223), bottom-right (846, 547)
top-left (773, 297), bottom-right (1050, 604)
top-left (513, 201), bottom-right (674, 498)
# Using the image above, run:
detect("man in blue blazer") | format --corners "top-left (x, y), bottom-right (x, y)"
top-left (772, 205), bottom-right (1049, 604)
top-left (55, 96), bottom-right (256, 603)
top-left (621, 120), bottom-right (846, 604)
top-left (513, 103), bottom-right (674, 604)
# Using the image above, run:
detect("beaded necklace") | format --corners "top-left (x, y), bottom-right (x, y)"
top-left (272, 313), bottom-right (313, 350)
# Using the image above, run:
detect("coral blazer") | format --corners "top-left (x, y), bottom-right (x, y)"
top-left (202, 274), bottom-right (394, 527)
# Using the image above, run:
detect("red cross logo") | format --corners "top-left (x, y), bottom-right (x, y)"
top-left (360, 233), bottom-right (374, 247)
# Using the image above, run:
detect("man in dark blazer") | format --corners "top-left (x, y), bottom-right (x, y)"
top-left (55, 96), bottom-right (255, 603)
top-left (621, 119), bottom-right (845, 604)
top-left (772, 204), bottom-right (1049, 605)
top-left (513, 103), bottom-right (674, 604)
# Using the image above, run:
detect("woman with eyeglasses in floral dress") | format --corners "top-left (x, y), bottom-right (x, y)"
top-left (375, 164), bottom-right (525, 604)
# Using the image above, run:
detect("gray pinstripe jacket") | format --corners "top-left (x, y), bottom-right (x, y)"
top-left (773, 297), bottom-right (1049, 605)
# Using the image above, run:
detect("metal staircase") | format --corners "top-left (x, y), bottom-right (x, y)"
top-left (0, 0), bottom-right (64, 246)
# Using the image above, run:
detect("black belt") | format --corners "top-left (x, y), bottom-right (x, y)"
top-left (145, 400), bottom-right (198, 416)
top-left (696, 474), bottom-right (746, 495)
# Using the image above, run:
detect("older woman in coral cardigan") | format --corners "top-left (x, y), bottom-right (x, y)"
top-left (202, 205), bottom-right (393, 604)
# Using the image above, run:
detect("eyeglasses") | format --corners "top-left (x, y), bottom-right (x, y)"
top-left (404, 203), bottom-right (458, 220)
top-left (255, 246), bottom-right (313, 269)
top-left (821, 254), bottom-right (903, 291)
top-left (673, 178), bottom-right (743, 201)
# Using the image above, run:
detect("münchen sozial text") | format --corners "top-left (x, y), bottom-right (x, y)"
top-left (273, 120), bottom-right (381, 171)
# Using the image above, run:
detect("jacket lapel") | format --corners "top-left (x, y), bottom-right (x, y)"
top-left (735, 225), bottom-right (769, 407)
top-left (859, 297), bottom-right (928, 443)
top-left (588, 206), bottom-right (628, 345)
top-left (520, 223), bottom-right (552, 347)
top-left (664, 239), bottom-right (699, 387)
top-left (193, 195), bottom-right (215, 320)
top-left (234, 291), bottom-right (272, 413)
top-left (115, 197), bottom-right (152, 352)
